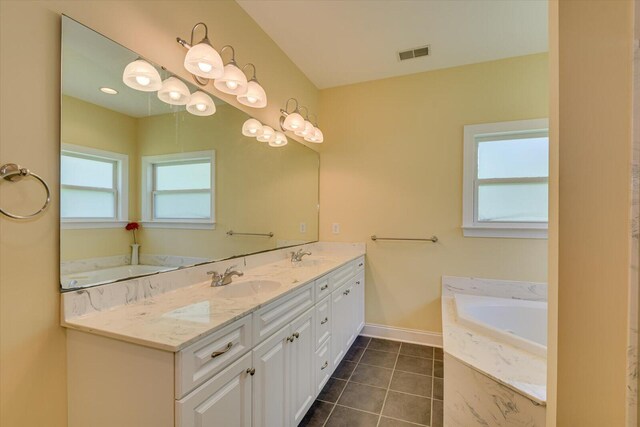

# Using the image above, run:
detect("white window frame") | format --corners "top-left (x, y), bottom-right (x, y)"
top-left (61, 143), bottom-right (129, 229)
top-left (462, 118), bottom-right (549, 239)
top-left (141, 150), bottom-right (216, 229)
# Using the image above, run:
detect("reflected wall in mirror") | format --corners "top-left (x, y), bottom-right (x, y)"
top-left (60, 17), bottom-right (319, 290)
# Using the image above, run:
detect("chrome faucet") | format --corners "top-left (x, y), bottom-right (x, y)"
top-left (207, 266), bottom-right (244, 287)
top-left (290, 248), bottom-right (312, 263)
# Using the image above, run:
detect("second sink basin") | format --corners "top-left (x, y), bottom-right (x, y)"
top-left (214, 280), bottom-right (282, 298)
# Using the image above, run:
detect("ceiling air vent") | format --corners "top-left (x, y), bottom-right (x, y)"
top-left (398, 45), bottom-right (430, 62)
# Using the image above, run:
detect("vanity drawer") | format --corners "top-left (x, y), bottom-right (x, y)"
top-left (175, 315), bottom-right (252, 399)
top-left (329, 262), bottom-right (355, 291)
top-left (315, 295), bottom-right (331, 349)
top-left (355, 256), bottom-right (365, 272)
top-left (315, 337), bottom-right (332, 394)
top-left (315, 274), bottom-right (331, 302)
top-left (253, 282), bottom-right (314, 344)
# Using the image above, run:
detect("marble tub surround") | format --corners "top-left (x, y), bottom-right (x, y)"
top-left (441, 276), bottom-right (547, 405)
top-left (61, 242), bottom-right (365, 352)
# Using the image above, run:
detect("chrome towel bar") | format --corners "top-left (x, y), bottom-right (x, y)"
top-left (227, 230), bottom-right (274, 238)
top-left (371, 235), bottom-right (438, 243)
top-left (0, 163), bottom-right (51, 220)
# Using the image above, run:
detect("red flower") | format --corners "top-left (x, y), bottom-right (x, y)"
top-left (125, 222), bottom-right (140, 231)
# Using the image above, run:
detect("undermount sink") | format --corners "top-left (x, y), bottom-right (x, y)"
top-left (213, 280), bottom-right (282, 298)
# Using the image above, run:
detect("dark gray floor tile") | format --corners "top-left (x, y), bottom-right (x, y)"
top-left (344, 345), bottom-right (366, 363)
top-left (298, 400), bottom-right (334, 427)
top-left (433, 377), bottom-right (443, 400)
top-left (395, 354), bottom-right (433, 376)
top-left (318, 377), bottom-right (347, 403)
top-left (432, 399), bottom-right (443, 427)
top-left (350, 363), bottom-right (393, 389)
top-left (332, 360), bottom-right (357, 380)
top-left (378, 417), bottom-right (420, 427)
top-left (390, 370), bottom-right (432, 397)
top-left (353, 335), bottom-right (371, 348)
top-left (400, 343), bottom-right (434, 359)
top-left (325, 405), bottom-right (379, 427)
top-left (382, 391), bottom-right (431, 425)
top-left (434, 347), bottom-right (443, 361)
top-left (359, 348), bottom-right (398, 368)
top-left (368, 338), bottom-right (401, 353)
top-left (337, 382), bottom-right (387, 414)
top-left (434, 360), bottom-right (444, 378)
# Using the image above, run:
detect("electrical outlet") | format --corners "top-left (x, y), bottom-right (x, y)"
top-left (299, 222), bottom-right (307, 233)
top-left (332, 223), bottom-right (341, 234)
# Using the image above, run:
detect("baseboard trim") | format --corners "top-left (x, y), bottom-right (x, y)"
top-left (361, 323), bottom-right (443, 348)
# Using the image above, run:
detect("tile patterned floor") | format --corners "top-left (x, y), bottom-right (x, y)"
top-left (299, 336), bottom-right (444, 427)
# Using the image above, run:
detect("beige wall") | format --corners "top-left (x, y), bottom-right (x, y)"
top-left (0, 1), bottom-right (318, 426)
top-left (318, 53), bottom-right (549, 333)
top-left (551, 0), bottom-right (634, 425)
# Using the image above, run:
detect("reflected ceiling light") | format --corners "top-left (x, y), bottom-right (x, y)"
top-left (269, 131), bottom-right (288, 147)
top-left (99, 87), bottom-right (118, 95)
top-left (280, 98), bottom-right (305, 132)
top-left (177, 22), bottom-right (224, 85)
top-left (122, 59), bottom-right (162, 92)
top-left (237, 64), bottom-right (267, 108)
top-left (214, 46), bottom-right (248, 96)
top-left (242, 118), bottom-right (264, 137)
top-left (157, 76), bottom-right (191, 105)
top-left (257, 125), bottom-right (275, 143)
top-left (186, 91), bottom-right (216, 116)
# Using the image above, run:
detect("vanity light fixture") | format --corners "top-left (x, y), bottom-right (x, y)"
top-left (157, 76), bottom-right (191, 105)
top-left (177, 22), bottom-right (224, 85)
top-left (242, 118), bottom-right (264, 137)
top-left (99, 87), bottom-right (118, 95)
top-left (122, 59), bottom-right (162, 91)
top-left (280, 98), bottom-right (305, 132)
top-left (237, 64), bottom-right (267, 108)
top-left (269, 131), bottom-right (288, 147)
top-left (186, 91), bottom-right (216, 116)
top-left (257, 125), bottom-right (275, 143)
top-left (304, 114), bottom-right (324, 143)
top-left (214, 46), bottom-right (248, 95)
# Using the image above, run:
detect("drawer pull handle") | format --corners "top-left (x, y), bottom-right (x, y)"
top-left (321, 361), bottom-right (328, 370)
top-left (246, 368), bottom-right (256, 376)
top-left (358, 263), bottom-right (363, 267)
top-left (287, 332), bottom-right (300, 342)
top-left (356, 281), bottom-right (361, 285)
top-left (320, 284), bottom-right (329, 291)
top-left (293, 332), bottom-right (300, 339)
top-left (343, 289), bottom-right (350, 296)
top-left (320, 317), bottom-right (329, 325)
top-left (211, 342), bottom-right (233, 358)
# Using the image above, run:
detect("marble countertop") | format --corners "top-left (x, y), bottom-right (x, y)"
top-left (62, 249), bottom-right (364, 352)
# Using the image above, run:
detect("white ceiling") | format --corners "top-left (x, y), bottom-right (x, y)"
top-left (237, 0), bottom-right (548, 89)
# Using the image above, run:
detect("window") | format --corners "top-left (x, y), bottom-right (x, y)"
top-left (61, 144), bottom-right (128, 228)
top-left (141, 151), bottom-right (215, 229)
top-left (463, 119), bottom-right (549, 238)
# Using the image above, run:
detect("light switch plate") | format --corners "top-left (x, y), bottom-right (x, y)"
top-left (299, 222), bottom-right (307, 233)
top-left (332, 223), bottom-right (340, 234)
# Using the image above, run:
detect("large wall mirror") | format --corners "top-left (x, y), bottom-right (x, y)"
top-left (60, 17), bottom-right (319, 290)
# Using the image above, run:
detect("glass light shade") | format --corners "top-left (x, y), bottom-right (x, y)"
top-left (186, 91), bottom-right (216, 116)
top-left (122, 59), bottom-right (162, 92)
top-left (242, 118), bottom-right (264, 137)
top-left (214, 63), bottom-right (248, 95)
top-left (295, 120), bottom-right (314, 137)
top-left (269, 132), bottom-right (288, 147)
top-left (282, 112), bottom-right (305, 131)
top-left (311, 127), bottom-right (324, 143)
top-left (157, 77), bottom-right (191, 105)
top-left (184, 42), bottom-right (224, 79)
top-left (237, 80), bottom-right (267, 108)
top-left (257, 126), bottom-right (275, 142)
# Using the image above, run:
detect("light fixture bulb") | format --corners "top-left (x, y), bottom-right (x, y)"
top-left (184, 42), bottom-right (224, 79)
top-left (269, 131), bottom-right (288, 147)
top-left (282, 111), bottom-right (305, 131)
top-left (242, 118), bottom-right (264, 137)
top-left (157, 77), bottom-right (191, 105)
top-left (122, 59), bottom-right (162, 92)
top-left (257, 126), bottom-right (275, 142)
top-left (237, 79), bottom-right (267, 108)
top-left (99, 87), bottom-right (118, 95)
top-left (214, 62), bottom-right (248, 95)
top-left (308, 127), bottom-right (324, 143)
top-left (186, 91), bottom-right (216, 116)
top-left (295, 120), bottom-right (314, 137)
top-left (169, 91), bottom-right (180, 100)
top-left (226, 81), bottom-right (238, 89)
top-left (198, 62), bottom-right (213, 73)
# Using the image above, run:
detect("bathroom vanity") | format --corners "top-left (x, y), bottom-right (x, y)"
top-left (62, 243), bottom-right (365, 427)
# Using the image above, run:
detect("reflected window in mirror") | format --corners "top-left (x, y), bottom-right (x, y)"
top-left (141, 150), bottom-right (215, 229)
top-left (61, 144), bottom-right (129, 228)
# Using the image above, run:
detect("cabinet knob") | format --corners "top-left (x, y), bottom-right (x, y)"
top-left (246, 368), bottom-right (256, 376)
top-left (321, 361), bottom-right (328, 370)
top-left (343, 289), bottom-right (350, 296)
top-left (320, 284), bottom-right (329, 291)
top-left (356, 281), bottom-right (361, 285)
top-left (320, 317), bottom-right (329, 325)
top-left (287, 336), bottom-right (295, 342)
top-left (211, 342), bottom-right (233, 358)
top-left (358, 263), bottom-right (363, 267)
top-left (293, 332), bottom-right (300, 339)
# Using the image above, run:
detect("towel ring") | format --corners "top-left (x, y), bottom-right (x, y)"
top-left (0, 163), bottom-right (51, 220)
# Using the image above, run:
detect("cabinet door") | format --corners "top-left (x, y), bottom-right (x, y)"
top-left (289, 308), bottom-right (316, 426)
top-left (315, 295), bottom-right (331, 348)
top-left (343, 280), bottom-right (357, 348)
top-left (252, 324), bottom-right (291, 427)
top-left (176, 352), bottom-right (252, 427)
top-left (331, 283), bottom-right (349, 367)
top-left (354, 271), bottom-right (365, 335)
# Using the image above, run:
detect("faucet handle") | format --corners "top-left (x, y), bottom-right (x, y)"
top-left (224, 265), bottom-right (239, 275)
top-left (207, 270), bottom-right (221, 278)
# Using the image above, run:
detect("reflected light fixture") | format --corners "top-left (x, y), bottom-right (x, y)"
top-left (186, 91), bottom-right (216, 116)
top-left (280, 98), bottom-right (305, 132)
top-left (269, 131), bottom-right (288, 147)
top-left (122, 59), bottom-right (162, 92)
top-left (157, 76), bottom-right (191, 105)
top-left (214, 46), bottom-right (248, 96)
top-left (177, 22), bottom-right (224, 85)
top-left (304, 114), bottom-right (324, 143)
top-left (237, 63), bottom-right (267, 108)
top-left (99, 87), bottom-right (118, 95)
top-left (257, 125), bottom-right (275, 143)
top-left (242, 118), bottom-right (264, 137)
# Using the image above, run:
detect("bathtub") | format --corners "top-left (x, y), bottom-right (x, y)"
top-left (61, 264), bottom-right (175, 288)
top-left (454, 293), bottom-right (547, 357)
